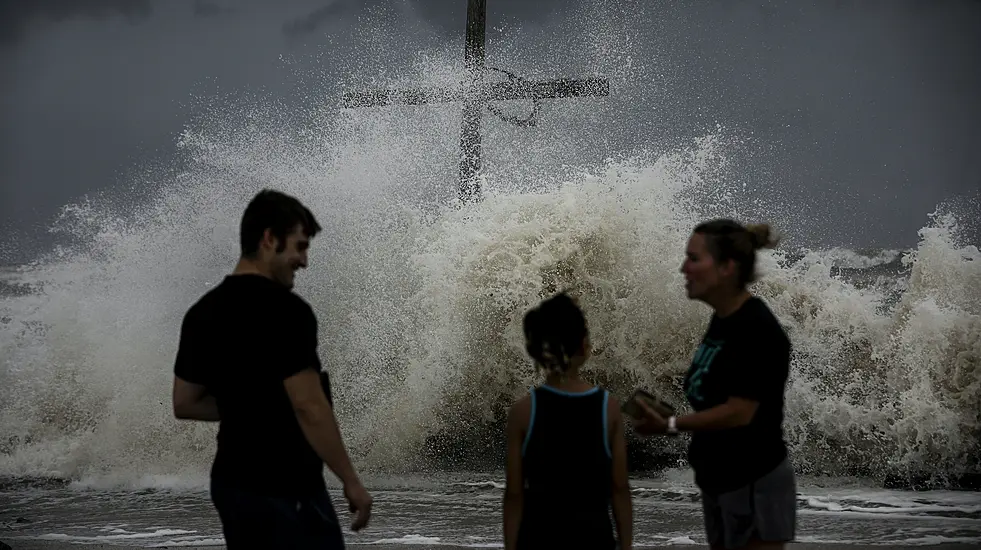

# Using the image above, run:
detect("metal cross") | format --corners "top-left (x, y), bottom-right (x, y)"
top-left (341, 0), bottom-right (610, 203)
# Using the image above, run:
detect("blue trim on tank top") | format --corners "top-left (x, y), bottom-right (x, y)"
top-left (521, 387), bottom-right (536, 456)
top-left (602, 390), bottom-right (611, 458)
top-left (539, 384), bottom-right (601, 397)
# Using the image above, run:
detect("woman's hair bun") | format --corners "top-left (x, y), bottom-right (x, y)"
top-left (745, 223), bottom-right (780, 250)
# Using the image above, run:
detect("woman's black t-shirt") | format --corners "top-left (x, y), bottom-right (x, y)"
top-left (682, 296), bottom-right (792, 495)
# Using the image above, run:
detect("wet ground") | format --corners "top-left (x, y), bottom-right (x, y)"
top-left (1, 471), bottom-right (979, 548)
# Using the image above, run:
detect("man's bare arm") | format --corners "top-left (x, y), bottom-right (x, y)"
top-left (284, 368), bottom-right (373, 531)
top-left (283, 368), bottom-right (360, 485)
top-left (172, 377), bottom-right (219, 421)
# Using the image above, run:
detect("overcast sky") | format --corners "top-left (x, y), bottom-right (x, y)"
top-left (1, 0), bottom-right (979, 263)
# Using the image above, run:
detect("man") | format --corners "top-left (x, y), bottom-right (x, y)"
top-left (172, 189), bottom-right (372, 549)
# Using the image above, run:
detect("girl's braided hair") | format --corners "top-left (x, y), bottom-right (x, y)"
top-left (523, 291), bottom-right (588, 376)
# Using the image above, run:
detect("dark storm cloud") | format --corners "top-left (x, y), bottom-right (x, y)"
top-left (192, 0), bottom-right (237, 18)
top-left (280, 0), bottom-right (420, 41)
top-left (0, 0), bottom-right (979, 265)
top-left (411, 0), bottom-right (568, 33)
top-left (0, 0), bottom-right (153, 47)
top-left (282, 2), bottom-right (347, 38)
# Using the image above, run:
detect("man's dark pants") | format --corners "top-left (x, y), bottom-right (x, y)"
top-left (211, 479), bottom-right (346, 549)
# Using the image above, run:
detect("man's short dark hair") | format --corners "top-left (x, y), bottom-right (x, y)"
top-left (240, 189), bottom-right (322, 257)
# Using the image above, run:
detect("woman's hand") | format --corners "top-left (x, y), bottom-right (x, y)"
top-left (631, 398), bottom-right (668, 436)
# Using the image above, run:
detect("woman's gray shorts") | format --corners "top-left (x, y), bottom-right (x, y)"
top-left (701, 458), bottom-right (797, 549)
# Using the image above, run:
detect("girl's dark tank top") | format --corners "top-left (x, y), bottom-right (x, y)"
top-left (517, 385), bottom-right (616, 550)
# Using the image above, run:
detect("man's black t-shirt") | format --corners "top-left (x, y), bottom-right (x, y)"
top-left (174, 274), bottom-right (331, 496)
top-left (682, 296), bottom-right (792, 495)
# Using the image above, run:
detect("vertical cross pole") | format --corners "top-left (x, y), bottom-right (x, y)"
top-left (458, 0), bottom-right (486, 204)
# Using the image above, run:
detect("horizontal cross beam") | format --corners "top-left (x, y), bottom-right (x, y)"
top-left (341, 78), bottom-right (610, 108)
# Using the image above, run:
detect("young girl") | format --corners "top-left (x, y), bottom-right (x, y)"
top-left (503, 292), bottom-right (632, 550)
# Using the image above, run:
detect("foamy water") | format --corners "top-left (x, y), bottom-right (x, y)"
top-left (1, 136), bottom-right (978, 486)
top-left (1, 472), bottom-right (979, 547)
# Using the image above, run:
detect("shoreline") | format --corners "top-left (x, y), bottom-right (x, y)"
top-left (3, 473), bottom-right (977, 550)
top-left (3, 472), bottom-right (980, 493)
top-left (3, 541), bottom-right (980, 550)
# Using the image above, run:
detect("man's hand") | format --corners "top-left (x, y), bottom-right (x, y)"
top-left (631, 398), bottom-right (668, 436)
top-left (344, 480), bottom-right (373, 531)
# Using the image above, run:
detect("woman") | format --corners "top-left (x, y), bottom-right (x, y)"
top-left (503, 292), bottom-right (633, 550)
top-left (632, 219), bottom-right (796, 550)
